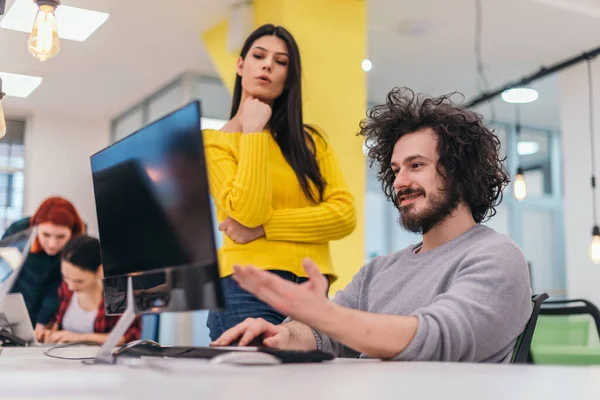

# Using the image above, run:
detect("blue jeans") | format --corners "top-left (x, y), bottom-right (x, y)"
top-left (207, 270), bottom-right (327, 342)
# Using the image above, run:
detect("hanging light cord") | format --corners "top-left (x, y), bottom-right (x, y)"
top-left (474, 0), bottom-right (495, 122)
top-left (515, 103), bottom-right (521, 163)
top-left (588, 58), bottom-right (598, 226)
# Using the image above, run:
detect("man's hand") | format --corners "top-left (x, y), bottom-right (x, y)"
top-left (47, 330), bottom-right (83, 344)
top-left (231, 258), bottom-right (332, 325)
top-left (211, 317), bottom-right (292, 348)
top-left (219, 217), bottom-right (265, 244)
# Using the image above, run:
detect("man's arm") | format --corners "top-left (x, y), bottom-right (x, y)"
top-left (228, 243), bottom-right (531, 362)
top-left (312, 242), bottom-right (531, 362)
top-left (213, 258), bottom-right (368, 356)
top-left (309, 303), bottom-right (419, 360)
top-left (282, 320), bottom-right (317, 350)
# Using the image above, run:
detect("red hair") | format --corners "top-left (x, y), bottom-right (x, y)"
top-left (29, 196), bottom-right (86, 254)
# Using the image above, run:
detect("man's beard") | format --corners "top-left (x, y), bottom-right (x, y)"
top-left (397, 186), bottom-right (461, 234)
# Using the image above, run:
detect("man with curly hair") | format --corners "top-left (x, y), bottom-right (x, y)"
top-left (211, 88), bottom-right (533, 363)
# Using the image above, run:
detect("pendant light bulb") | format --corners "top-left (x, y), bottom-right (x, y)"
top-left (591, 226), bottom-right (600, 264)
top-left (28, 1), bottom-right (61, 62)
top-left (514, 167), bottom-right (527, 201)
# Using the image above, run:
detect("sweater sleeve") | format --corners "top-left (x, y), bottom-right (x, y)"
top-left (204, 130), bottom-right (272, 228)
top-left (263, 133), bottom-right (356, 243)
top-left (310, 261), bottom-right (371, 358)
top-left (393, 243), bottom-right (532, 362)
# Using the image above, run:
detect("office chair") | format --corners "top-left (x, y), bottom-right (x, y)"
top-left (511, 293), bottom-right (549, 364)
top-left (539, 298), bottom-right (600, 341)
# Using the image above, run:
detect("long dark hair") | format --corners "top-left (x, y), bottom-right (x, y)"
top-left (61, 235), bottom-right (102, 273)
top-left (230, 24), bottom-right (325, 203)
top-left (359, 87), bottom-right (510, 223)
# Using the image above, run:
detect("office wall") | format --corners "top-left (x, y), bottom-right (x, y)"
top-left (560, 61), bottom-right (600, 307)
top-left (24, 113), bottom-right (110, 236)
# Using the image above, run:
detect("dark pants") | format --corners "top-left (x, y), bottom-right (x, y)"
top-left (207, 270), bottom-right (327, 342)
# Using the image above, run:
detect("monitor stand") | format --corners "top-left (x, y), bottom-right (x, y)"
top-left (84, 276), bottom-right (136, 365)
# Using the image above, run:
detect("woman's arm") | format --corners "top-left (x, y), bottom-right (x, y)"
top-left (47, 315), bottom-right (142, 345)
top-left (263, 133), bottom-right (356, 243)
top-left (205, 130), bottom-right (273, 228)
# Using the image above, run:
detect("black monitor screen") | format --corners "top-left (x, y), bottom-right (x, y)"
top-left (90, 101), bottom-right (223, 315)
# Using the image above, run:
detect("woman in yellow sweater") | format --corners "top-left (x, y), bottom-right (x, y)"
top-left (203, 24), bottom-right (356, 341)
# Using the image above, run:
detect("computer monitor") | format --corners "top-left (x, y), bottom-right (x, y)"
top-left (90, 101), bottom-right (224, 316)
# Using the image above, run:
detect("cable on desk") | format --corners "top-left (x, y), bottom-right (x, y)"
top-left (43, 341), bottom-right (100, 360)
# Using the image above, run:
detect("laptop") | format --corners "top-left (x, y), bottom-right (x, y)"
top-left (0, 228), bottom-right (40, 347)
top-left (0, 293), bottom-right (37, 346)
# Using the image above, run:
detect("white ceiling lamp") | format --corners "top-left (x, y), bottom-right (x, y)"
top-left (1, 0), bottom-right (109, 61)
top-left (362, 59), bottom-right (372, 72)
top-left (0, 72), bottom-right (43, 98)
top-left (517, 141), bottom-right (540, 156)
top-left (501, 88), bottom-right (539, 104)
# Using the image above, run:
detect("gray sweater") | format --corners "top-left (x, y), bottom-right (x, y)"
top-left (313, 224), bottom-right (532, 362)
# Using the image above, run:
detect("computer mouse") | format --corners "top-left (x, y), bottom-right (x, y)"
top-left (112, 339), bottom-right (162, 356)
top-left (210, 351), bottom-right (281, 366)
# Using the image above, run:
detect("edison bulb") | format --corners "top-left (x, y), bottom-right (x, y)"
top-left (514, 173), bottom-right (527, 201)
top-left (0, 100), bottom-right (6, 139)
top-left (28, 4), bottom-right (60, 62)
top-left (590, 235), bottom-right (600, 264)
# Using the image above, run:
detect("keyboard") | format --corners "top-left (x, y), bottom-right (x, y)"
top-left (114, 344), bottom-right (334, 363)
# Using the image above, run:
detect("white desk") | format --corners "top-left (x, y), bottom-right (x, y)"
top-left (1, 346), bottom-right (600, 400)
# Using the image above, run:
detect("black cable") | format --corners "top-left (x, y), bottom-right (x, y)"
top-left (43, 341), bottom-right (100, 361)
top-left (515, 102), bottom-right (521, 138)
top-left (474, 0), bottom-right (495, 121)
top-left (515, 103), bottom-right (524, 175)
top-left (588, 58), bottom-right (598, 227)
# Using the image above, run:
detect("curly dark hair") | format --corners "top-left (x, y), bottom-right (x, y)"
top-left (359, 87), bottom-right (509, 224)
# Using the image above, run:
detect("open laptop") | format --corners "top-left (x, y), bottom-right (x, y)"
top-left (0, 293), bottom-right (36, 346)
top-left (0, 228), bottom-right (40, 347)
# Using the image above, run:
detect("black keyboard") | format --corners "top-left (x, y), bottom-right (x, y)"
top-left (115, 344), bottom-right (334, 364)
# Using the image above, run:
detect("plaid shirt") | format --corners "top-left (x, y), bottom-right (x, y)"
top-left (48, 281), bottom-right (141, 343)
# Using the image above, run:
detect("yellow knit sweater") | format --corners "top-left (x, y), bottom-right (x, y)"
top-left (203, 128), bottom-right (356, 280)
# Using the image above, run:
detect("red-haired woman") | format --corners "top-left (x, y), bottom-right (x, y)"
top-left (1, 196), bottom-right (85, 341)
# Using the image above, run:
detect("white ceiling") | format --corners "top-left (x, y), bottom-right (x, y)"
top-left (0, 0), bottom-right (228, 119)
top-left (368, 0), bottom-right (600, 130)
top-left (1, 0), bottom-right (600, 129)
